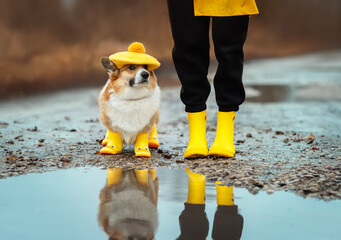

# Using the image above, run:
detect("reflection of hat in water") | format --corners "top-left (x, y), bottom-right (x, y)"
top-left (109, 42), bottom-right (160, 71)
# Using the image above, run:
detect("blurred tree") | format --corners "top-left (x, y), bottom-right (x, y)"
top-left (0, 0), bottom-right (340, 98)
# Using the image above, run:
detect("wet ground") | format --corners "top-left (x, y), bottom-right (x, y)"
top-left (0, 167), bottom-right (340, 240)
top-left (0, 50), bottom-right (341, 201)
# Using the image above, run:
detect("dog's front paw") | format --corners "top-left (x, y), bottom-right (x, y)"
top-left (100, 145), bottom-right (122, 155)
top-left (135, 147), bottom-right (151, 158)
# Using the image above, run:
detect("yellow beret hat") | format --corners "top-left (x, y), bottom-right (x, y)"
top-left (109, 42), bottom-right (160, 71)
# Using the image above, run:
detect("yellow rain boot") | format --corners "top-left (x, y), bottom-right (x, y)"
top-left (148, 124), bottom-right (159, 149)
top-left (148, 168), bottom-right (157, 181)
top-left (135, 132), bottom-right (151, 157)
top-left (101, 130), bottom-right (109, 146)
top-left (209, 111), bottom-right (236, 157)
top-left (184, 110), bottom-right (208, 158)
top-left (186, 168), bottom-right (206, 204)
top-left (135, 169), bottom-right (149, 185)
top-left (107, 168), bottom-right (122, 186)
top-left (216, 182), bottom-right (234, 206)
top-left (100, 130), bottom-right (123, 155)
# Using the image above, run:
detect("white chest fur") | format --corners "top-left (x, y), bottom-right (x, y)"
top-left (104, 86), bottom-right (160, 134)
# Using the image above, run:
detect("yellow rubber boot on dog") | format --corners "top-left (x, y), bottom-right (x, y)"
top-left (100, 130), bottom-right (123, 155)
top-left (107, 168), bottom-right (122, 187)
top-left (148, 124), bottom-right (159, 149)
top-left (102, 130), bottom-right (109, 146)
top-left (135, 132), bottom-right (151, 157)
top-left (216, 182), bottom-right (234, 206)
top-left (184, 110), bottom-right (208, 158)
top-left (209, 111), bottom-right (236, 157)
top-left (186, 168), bottom-right (206, 204)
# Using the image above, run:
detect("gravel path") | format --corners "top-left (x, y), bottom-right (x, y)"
top-left (1, 51), bottom-right (340, 200)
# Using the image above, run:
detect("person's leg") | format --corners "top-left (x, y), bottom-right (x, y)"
top-left (167, 0), bottom-right (211, 158)
top-left (212, 15), bottom-right (249, 112)
top-left (209, 16), bottom-right (249, 157)
top-left (167, 0), bottom-right (211, 112)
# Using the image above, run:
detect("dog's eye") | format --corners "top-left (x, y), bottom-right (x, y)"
top-left (143, 64), bottom-right (148, 70)
top-left (128, 65), bottom-right (136, 70)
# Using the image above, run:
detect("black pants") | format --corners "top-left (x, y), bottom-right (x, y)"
top-left (167, 0), bottom-right (249, 112)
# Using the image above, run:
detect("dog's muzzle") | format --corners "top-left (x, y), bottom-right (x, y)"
top-left (130, 69), bottom-right (150, 87)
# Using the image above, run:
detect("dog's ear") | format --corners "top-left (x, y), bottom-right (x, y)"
top-left (101, 57), bottom-right (119, 75)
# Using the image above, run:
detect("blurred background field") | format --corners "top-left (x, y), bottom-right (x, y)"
top-left (0, 0), bottom-right (340, 99)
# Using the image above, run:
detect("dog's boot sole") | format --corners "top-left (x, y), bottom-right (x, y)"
top-left (135, 147), bottom-right (151, 158)
top-left (100, 146), bottom-right (121, 155)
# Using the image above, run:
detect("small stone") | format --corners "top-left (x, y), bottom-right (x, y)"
top-left (267, 189), bottom-right (275, 194)
top-left (250, 187), bottom-right (260, 195)
top-left (39, 139), bottom-right (45, 143)
top-left (275, 131), bottom-right (284, 135)
top-left (0, 121), bottom-right (9, 126)
top-left (29, 156), bottom-right (39, 161)
top-left (162, 153), bottom-right (172, 159)
top-left (60, 156), bottom-right (71, 162)
top-left (27, 126), bottom-right (38, 132)
top-left (303, 174), bottom-right (314, 179)
top-left (283, 138), bottom-right (289, 143)
top-left (246, 133), bottom-right (252, 138)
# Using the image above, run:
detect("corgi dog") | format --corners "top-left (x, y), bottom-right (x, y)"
top-left (98, 56), bottom-right (160, 158)
top-left (98, 168), bottom-right (159, 240)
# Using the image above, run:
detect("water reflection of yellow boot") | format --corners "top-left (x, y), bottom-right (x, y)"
top-left (177, 169), bottom-right (209, 239)
top-left (186, 168), bottom-right (206, 204)
top-left (148, 124), bottom-right (159, 149)
top-left (213, 182), bottom-right (244, 240)
top-left (148, 168), bottom-right (157, 181)
top-left (216, 182), bottom-right (234, 206)
top-left (184, 111), bottom-right (208, 159)
top-left (135, 169), bottom-right (149, 186)
top-left (209, 111), bottom-right (236, 158)
top-left (106, 168), bottom-right (122, 186)
top-left (100, 130), bottom-right (123, 155)
top-left (135, 132), bottom-right (151, 157)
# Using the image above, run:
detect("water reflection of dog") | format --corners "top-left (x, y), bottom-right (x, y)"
top-left (98, 168), bottom-right (159, 240)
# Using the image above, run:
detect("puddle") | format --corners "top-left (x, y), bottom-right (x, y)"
top-left (245, 85), bottom-right (294, 103)
top-left (0, 167), bottom-right (340, 240)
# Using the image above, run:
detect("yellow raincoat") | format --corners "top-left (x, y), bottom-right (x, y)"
top-left (194, 0), bottom-right (259, 17)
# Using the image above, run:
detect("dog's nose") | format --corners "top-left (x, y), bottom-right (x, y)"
top-left (141, 71), bottom-right (149, 79)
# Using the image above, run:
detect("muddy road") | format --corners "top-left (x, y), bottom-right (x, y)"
top-left (1, 51), bottom-right (341, 200)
